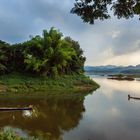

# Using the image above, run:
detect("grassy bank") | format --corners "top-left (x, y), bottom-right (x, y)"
top-left (0, 73), bottom-right (99, 94)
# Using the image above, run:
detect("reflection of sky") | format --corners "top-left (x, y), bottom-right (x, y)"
top-left (63, 77), bottom-right (140, 140)
top-left (22, 110), bottom-right (32, 117)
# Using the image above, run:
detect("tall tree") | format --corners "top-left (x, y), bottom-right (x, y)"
top-left (23, 28), bottom-right (76, 76)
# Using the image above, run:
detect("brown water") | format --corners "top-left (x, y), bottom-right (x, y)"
top-left (1, 75), bottom-right (140, 140)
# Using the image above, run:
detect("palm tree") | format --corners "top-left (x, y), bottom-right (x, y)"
top-left (23, 28), bottom-right (76, 76)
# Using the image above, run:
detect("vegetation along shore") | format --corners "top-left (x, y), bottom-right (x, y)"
top-left (0, 27), bottom-right (99, 94)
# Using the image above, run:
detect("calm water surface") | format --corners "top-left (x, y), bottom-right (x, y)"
top-left (1, 75), bottom-right (140, 140)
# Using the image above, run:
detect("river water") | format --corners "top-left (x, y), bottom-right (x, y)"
top-left (1, 75), bottom-right (140, 140)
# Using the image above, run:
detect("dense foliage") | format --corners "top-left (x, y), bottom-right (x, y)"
top-left (0, 41), bottom-right (12, 74)
top-left (0, 28), bottom-right (85, 77)
top-left (71, 0), bottom-right (140, 24)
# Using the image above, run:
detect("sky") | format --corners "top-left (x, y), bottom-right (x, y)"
top-left (0, 0), bottom-right (140, 66)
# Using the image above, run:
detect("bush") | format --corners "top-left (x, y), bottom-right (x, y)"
top-left (0, 129), bottom-right (38, 140)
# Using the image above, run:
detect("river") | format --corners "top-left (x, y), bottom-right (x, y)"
top-left (0, 75), bottom-right (140, 140)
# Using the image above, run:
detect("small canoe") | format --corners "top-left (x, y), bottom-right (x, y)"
top-left (128, 94), bottom-right (140, 100)
top-left (0, 105), bottom-right (33, 111)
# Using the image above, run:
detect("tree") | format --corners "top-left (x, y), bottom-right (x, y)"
top-left (0, 41), bottom-right (11, 74)
top-left (0, 28), bottom-right (85, 77)
top-left (64, 37), bottom-right (86, 74)
top-left (71, 0), bottom-right (140, 24)
top-left (22, 28), bottom-right (77, 76)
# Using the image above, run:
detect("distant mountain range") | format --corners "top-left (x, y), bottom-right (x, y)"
top-left (84, 65), bottom-right (140, 75)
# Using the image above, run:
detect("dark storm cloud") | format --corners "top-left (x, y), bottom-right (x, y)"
top-left (0, 0), bottom-right (35, 43)
top-left (0, 0), bottom-right (84, 43)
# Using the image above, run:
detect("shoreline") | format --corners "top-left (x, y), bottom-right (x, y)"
top-left (0, 73), bottom-right (99, 94)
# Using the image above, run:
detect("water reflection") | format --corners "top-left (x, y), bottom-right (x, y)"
top-left (22, 110), bottom-right (32, 117)
top-left (1, 76), bottom-right (140, 140)
top-left (63, 77), bottom-right (140, 140)
top-left (0, 94), bottom-right (87, 139)
top-left (128, 94), bottom-right (140, 101)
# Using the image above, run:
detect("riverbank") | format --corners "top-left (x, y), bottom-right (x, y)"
top-left (0, 73), bottom-right (99, 94)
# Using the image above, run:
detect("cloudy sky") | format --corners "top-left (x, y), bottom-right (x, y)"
top-left (0, 0), bottom-right (140, 66)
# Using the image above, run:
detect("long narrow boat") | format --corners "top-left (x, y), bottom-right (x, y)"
top-left (128, 95), bottom-right (140, 100)
top-left (0, 105), bottom-right (33, 111)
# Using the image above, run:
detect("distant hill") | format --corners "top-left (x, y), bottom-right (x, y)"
top-left (84, 65), bottom-right (140, 75)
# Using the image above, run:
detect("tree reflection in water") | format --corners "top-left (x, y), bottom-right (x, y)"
top-left (0, 94), bottom-right (88, 140)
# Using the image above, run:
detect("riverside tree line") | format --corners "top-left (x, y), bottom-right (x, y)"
top-left (0, 27), bottom-right (85, 77)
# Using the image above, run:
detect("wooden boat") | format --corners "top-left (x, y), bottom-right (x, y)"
top-left (0, 105), bottom-right (33, 111)
top-left (128, 94), bottom-right (140, 100)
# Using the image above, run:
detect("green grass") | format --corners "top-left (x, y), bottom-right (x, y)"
top-left (0, 73), bottom-right (99, 94)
